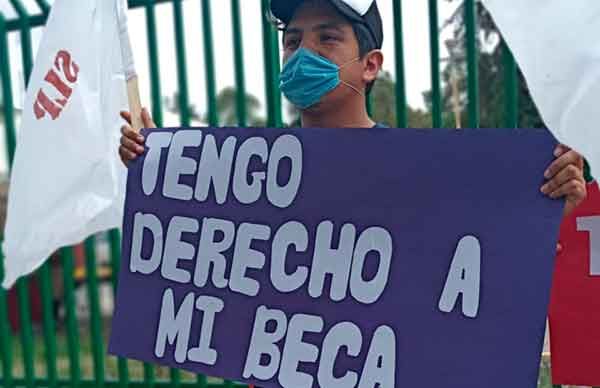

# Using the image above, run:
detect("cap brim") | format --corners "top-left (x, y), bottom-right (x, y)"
top-left (270, 0), bottom-right (363, 25)
top-left (270, 0), bottom-right (382, 48)
top-left (269, 0), bottom-right (304, 25)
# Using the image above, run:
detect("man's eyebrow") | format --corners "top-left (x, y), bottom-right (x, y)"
top-left (284, 27), bottom-right (302, 36)
top-left (312, 22), bottom-right (345, 32)
top-left (283, 22), bottom-right (345, 39)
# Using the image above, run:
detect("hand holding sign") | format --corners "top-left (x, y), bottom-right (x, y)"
top-left (541, 144), bottom-right (587, 216)
top-left (119, 108), bottom-right (156, 165)
top-left (110, 127), bottom-right (563, 388)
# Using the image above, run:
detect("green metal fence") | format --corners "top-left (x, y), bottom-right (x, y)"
top-left (0, 0), bottom-right (589, 387)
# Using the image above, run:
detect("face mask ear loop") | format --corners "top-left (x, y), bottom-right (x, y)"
top-left (339, 57), bottom-right (361, 69)
top-left (339, 57), bottom-right (364, 96)
top-left (341, 80), bottom-right (364, 96)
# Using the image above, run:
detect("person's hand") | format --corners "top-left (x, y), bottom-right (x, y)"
top-left (541, 144), bottom-right (587, 216)
top-left (119, 107), bottom-right (156, 166)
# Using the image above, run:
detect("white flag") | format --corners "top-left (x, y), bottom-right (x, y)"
top-left (482, 0), bottom-right (600, 179)
top-left (2, 0), bottom-right (135, 288)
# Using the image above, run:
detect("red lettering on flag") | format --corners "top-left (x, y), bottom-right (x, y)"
top-left (32, 50), bottom-right (79, 121)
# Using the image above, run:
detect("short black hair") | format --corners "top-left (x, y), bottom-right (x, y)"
top-left (273, 10), bottom-right (378, 96)
top-left (352, 23), bottom-right (377, 95)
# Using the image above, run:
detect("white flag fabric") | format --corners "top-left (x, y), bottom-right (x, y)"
top-left (2, 0), bottom-right (133, 288)
top-left (482, 0), bottom-right (600, 179)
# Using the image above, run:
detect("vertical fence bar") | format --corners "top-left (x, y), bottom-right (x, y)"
top-left (196, 374), bottom-right (207, 388)
top-left (9, 0), bottom-right (34, 83)
top-left (464, 0), bottom-right (479, 128)
top-left (61, 247), bottom-right (81, 388)
top-left (108, 230), bottom-right (129, 387)
top-left (143, 365), bottom-right (156, 388)
top-left (392, 0), bottom-right (408, 128)
top-left (34, 0), bottom-right (51, 16)
top-left (189, 0), bottom-right (216, 355)
top-left (231, 0), bottom-right (247, 127)
top-left (33, 11), bottom-right (73, 376)
top-left (428, 0), bottom-right (442, 128)
top-left (84, 238), bottom-right (104, 387)
top-left (14, 4), bottom-right (61, 385)
top-left (38, 264), bottom-right (58, 388)
top-left (260, 0), bottom-right (274, 127)
top-left (0, 241), bottom-right (14, 388)
top-left (16, 278), bottom-right (35, 387)
top-left (584, 161), bottom-right (593, 183)
top-left (502, 40), bottom-right (518, 128)
top-left (5, 8), bottom-right (37, 387)
top-left (169, 368), bottom-right (181, 388)
top-left (3, 9), bottom-right (35, 378)
top-left (201, 0), bottom-right (218, 126)
top-left (0, 288), bottom-right (13, 387)
top-left (145, 0), bottom-right (164, 129)
top-left (171, 0), bottom-right (185, 382)
top-left (0, 13), bottom-right (15, 388)
top-left (261, 0), bottom-right (283, 128)
top-left (0, 16), bottom-right (17, 165)
top-left (142, 3), bottom-right (160, 382)
top-left (173, 0), bottom-right (191, 127)
top-left (270, 26), bottom-right (283, 127)
top-left (366, 95), bottom-right (373, 117)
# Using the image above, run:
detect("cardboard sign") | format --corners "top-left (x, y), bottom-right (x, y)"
top-left (110, 127), bottom-right (562, 388)
top-left (549, 182), bottom-right (600, 386)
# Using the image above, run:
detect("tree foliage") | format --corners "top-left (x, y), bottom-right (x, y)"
top-left (212, 87), bottom-right (265, 127)
top-left (438, 0), bottom-right (544, 128)
top-left (370, 71), bottom-right (434, 128)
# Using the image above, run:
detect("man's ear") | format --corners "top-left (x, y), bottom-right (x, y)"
top-left (362, 50), bottom-right (384, 84)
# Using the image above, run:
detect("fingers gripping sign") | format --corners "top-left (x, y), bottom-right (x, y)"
top-left (541, 144), bottom-right (587, 216)
top-left (119, 107), bottom-right (157, 166)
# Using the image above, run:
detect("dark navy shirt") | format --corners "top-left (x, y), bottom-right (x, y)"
top-left (373, 123), bottom-right (390, 128)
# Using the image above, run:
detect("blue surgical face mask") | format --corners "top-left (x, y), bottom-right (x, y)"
top-left (279, 47), bottom-right (363, 110)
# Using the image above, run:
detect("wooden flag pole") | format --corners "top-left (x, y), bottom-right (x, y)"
top-left (118, 0), bottom-right (143, 133)
top-left (127, 76), bottom-right (144, 132)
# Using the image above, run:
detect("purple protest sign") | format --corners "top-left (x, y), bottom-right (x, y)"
top-left (109, 127), bottom-right (562, 388)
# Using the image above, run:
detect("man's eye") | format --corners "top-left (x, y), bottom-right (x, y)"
top-left (285, 39), bottom-right (300, 49)
top-left (321, 35), bottom-right (338, 43)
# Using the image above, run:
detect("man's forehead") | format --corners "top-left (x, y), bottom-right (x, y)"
top-left (286, 0), bottom-right (351, 30)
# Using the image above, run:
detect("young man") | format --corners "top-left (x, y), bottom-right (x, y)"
top-left (119, 0), bottom-right (587, 214)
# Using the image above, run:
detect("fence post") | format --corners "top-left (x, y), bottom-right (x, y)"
top-left (60, 247), bottom-right (82, 388)
top-left (261, 0), bottom-right (283, 128)
top-left (144, 0), bottom-right (163, 129)
top-left (0, 243), bottom-right (14, 388)
top-left (231, 0), bottom-right (247, 127)
top-left (392, 0), bottom-right (407, 128)
top-left (12, 2), bottom-right (62, 386)
top-left (34, 0), bottom-right (51, 16)
top-left (1, 4), bottom-right (37, 387)
top-left (8, 0), bottom-right (33, 82)
top-left (502, 41), bottom-right (518, 128)
top-left (173, 0), bottom-right (191, 129)
top-left (428, 0), bottom-right (442, 128)
top-left (464, 0), bottom-right (479, 128)
top-left (108, 230), bottom-right (129, 388)
top-left (84, 237), bottom-right (105, 387)
top-left (0, 31), bottom-right (14, 373)
top-left (201, 0), bottom-right (218, 127)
